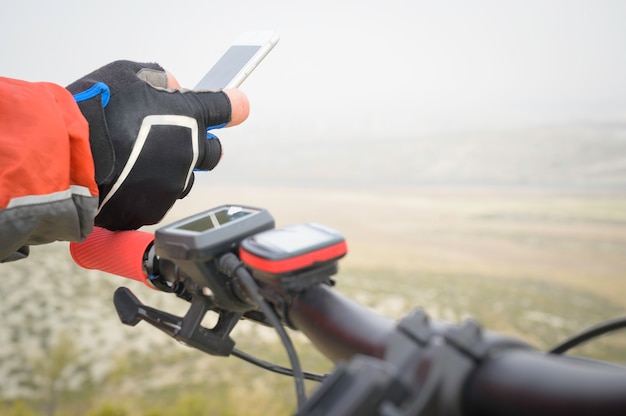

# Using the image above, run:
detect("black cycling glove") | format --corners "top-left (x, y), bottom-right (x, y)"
top-left (67, 60), bottom-right (231, 230)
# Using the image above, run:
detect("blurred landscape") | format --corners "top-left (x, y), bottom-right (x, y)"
top-left (210, 121), bottom-right (626, 192)
top-left (1, 122), bottom-right (625, 415)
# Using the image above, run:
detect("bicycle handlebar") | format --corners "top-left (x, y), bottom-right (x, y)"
top-left (287, 284), bottom-right (394, 362)
top-left (464, 350), bottom-right (626, 415)
top-left (285, 283), bottom-right (626, 415)
top-left (69, 225), bottom-right (626, 415)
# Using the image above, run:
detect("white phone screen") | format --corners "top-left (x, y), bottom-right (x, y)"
top-left (195, 45), bottom-right (262, 90)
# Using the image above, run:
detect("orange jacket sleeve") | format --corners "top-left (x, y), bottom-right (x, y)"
top-left (0, 76), bottom-right (99, 261)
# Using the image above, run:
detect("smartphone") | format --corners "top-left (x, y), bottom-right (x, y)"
top-left (194, 30), bottom-right (280, 90)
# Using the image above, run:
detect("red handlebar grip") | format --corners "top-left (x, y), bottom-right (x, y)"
top-left (70, 227), bottom-right (155, 287)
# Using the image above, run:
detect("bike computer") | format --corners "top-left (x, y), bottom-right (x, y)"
top-left (154, 205), bottom-right (275, 311)
top-left (155, 205), bottom-right (275, 261)
top-left (240, 223), bottom-right (347, 275)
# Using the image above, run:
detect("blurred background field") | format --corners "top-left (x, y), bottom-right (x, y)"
top-left (1, 147), bottom-right (625, 414)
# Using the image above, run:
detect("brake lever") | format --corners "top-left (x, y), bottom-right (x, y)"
top-left (113, 287), bottom-right (242, 357)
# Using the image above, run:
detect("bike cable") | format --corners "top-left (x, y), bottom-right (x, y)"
top-left (232, 348), bottom-right (326, 382)
top-left (218, 253), bottom-right (308, 411)
top-left (549, 315), bottom-right (626, 355)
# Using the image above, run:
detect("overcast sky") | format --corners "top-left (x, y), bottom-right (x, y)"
top-left (2, 0), bottom-right (626, 142)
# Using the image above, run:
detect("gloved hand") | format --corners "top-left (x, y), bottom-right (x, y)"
top-left (66, 60), bottom-right (248, 230)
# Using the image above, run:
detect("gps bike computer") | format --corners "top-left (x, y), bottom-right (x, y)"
top-left (240, 223), bottom-right (347, 275)
top-left (154, 205), bottom-right (275, 311)
top-left (155, 205), bottom-right (274, 261)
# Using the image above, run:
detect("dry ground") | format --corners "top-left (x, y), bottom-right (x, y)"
top-left (2, 184), bottom-right (625, 414)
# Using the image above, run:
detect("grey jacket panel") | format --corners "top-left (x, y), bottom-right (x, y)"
top-left (0, 187), bottom-right (97, 262)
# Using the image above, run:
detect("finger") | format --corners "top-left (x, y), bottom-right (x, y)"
top-left (165, 70), bottom-right (181, 89)
top-left (223, 89), bottom-right (250, 127)
top-left (162, 69), bottom-right (247, 127)
top-left (197, 133), bottom-right (223, 171)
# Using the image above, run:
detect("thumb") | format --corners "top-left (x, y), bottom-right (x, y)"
top-left (223, 89), bottom-right (250, 127)
top-left (164, 71), bottom-right (248, 127)
top-left (165, 70), bottom-right (181, 89)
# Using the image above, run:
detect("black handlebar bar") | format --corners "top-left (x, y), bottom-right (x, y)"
top-left (284, 283), bottom-right (626, 415)
top-left (464, 350), bottom-right (626, 416)
top-left (287, 284), bottom-right (394, 362)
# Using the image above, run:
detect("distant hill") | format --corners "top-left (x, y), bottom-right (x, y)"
top-left (208, 122), bottom-right (626, 193)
